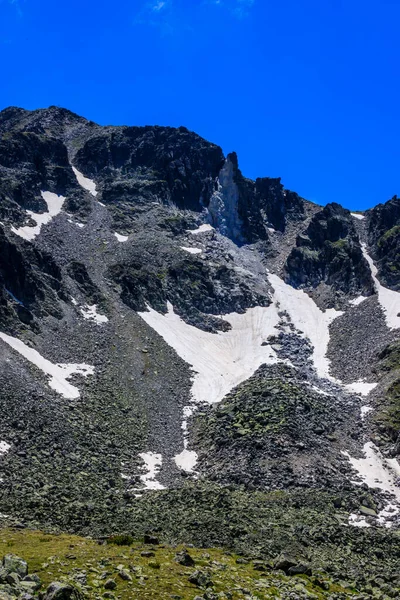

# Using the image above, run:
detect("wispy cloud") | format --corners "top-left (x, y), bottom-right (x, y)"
top-left (7, 0), bottom-right (23, 16)
top-left (233, 0), bottom-right (255, 18)
top-left (134, 0), bottom-right (175, 33)
top-left (208, 0), bottom-right (255, 18)
top-left (151, 0), bottom-right (167, 11)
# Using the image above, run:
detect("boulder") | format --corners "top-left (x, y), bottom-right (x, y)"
top-left (188, 570), bottom-right (212, 588)
top-left (3, 555), bottom-right (28, 578)
top-left (287, 562), bottom-right (312, 576)
top-left (104, 579), bottom-right (117, 591)
top-left (143, 534), bottom-right (159, 545)
top-left (43, 582), bottom-right (80, 599)
top-left (174, 550), bottom-right (195, 567)
top-left (274, 554), bottom-right (298, 572)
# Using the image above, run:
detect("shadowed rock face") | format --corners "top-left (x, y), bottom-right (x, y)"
top-left (367, 195), bottom-right (400, 290)
top-left (284, 202), bottom-right (374, 297)
top-left (0, 225), bottom-right (64, 331)
top-left (75, 125), bottom-right (225, 212)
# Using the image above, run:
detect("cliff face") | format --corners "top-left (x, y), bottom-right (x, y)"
top-left (285, 202), bottom-right (374, 297)
top-left (367, 195), bottom-right (400, 290)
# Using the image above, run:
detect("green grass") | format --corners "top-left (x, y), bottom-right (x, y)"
top-left (0, 528), bottom-right (355, 599)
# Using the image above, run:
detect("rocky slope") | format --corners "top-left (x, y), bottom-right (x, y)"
top-left (0, 106), bottom-right (400, 597)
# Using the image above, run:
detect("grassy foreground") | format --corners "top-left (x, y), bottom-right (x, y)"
top-left (0, 528), bottom-right (357, 599)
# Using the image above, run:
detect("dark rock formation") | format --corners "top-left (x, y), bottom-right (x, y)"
top-left (285, 202), bottom-right (374, 297)
top-left (367, 195), bottom-right (400, 290)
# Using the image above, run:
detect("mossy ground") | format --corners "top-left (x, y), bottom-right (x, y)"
top-left (0, 528), bottom-right (355, 599)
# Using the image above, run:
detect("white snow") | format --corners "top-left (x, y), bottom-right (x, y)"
top-left (80, 304), bottom-right (109, 324)
top-left (349, 296), bottom-right (367, 306)
top-left (72, 166), bottom-right (98, 197)
top-left (138, 452), bottom-right (165, 490)
top-left (351, 213), bottom-right (365, 220)
top-left (345, 381), bottom-right (378, 396)
top-left (361, 243), bottom-right (400, 329)
top-left (139, 271), bottom-right (371, 473)
top-left (343, 442), bottom-right (400, 527)
top-left (348, 514), bottom-right (371, 528)
top-left (180, 246), bottom-right (202, 255)
top-left (139, 268), bottom-right (392, 477)
top-left (174, 449), bottom-right (198, 472)
top-left (307, 384), bottom-right (331, 397)
top-left (186, 224), bottom-right (214, 235)
top-left (0, 332), bottom-right (94, 399)
top-left (139, 302), bottom-right (280, 407)
top-left (267, 273), bottom-right (343, 380)
top-left (114, 233), bottom-right (128, 242)
top-left (361, 406), bottom-right (374, 419)
top-left (139, 301), bottom-right (281, 473)
top-left (342, 442), bottom-right (400, 501)
top-left (377, 503), bottom-right (399, 527)
top-left (67, 219), bottom-right (85, 228)
top-left (0, 441), bottom-right (11, 456)
top-left (267, 227), bottom-right (276, 233)
top-left (11, 191), bottom-right (66, 241)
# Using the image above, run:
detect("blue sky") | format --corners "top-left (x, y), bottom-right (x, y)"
top-left (1, 0), bottom-right (399, 210)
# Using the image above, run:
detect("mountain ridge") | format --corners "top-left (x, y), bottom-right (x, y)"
top-left (0, 106), bottom-right (400, 597)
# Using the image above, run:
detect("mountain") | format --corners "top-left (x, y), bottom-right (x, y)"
top-left (0, 106), bottom-right (400, 598)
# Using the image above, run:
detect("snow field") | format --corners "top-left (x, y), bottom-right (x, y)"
top-left (0, 332), bottom-right (94, 399)
top-left (11, 192), bottom-right (66, 241)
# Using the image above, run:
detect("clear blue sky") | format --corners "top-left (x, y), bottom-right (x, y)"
top-left (1, 0), bottom-right (399, 210)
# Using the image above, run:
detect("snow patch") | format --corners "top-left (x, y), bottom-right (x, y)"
top-left (139, 301), bottom-right (281, 473)
top-left (114, 232), bottom-right (128, 242)
top-left (67, 219), bottom-right (85, 228)
top-left (187, 224), bottom-right (214, 235)
top-left (180, 246), bottom-right (202, 255)
top-left (11, 192), bottom-right (66, 241)
top-left (342, 442), bottom-right (400, 526)
top-left (361, 406), bottom-right (374, 419)
top-left (80, 304), bottom-right (109, 324)
top-left (140, 271), bottom-right (377, 473)
top-left (138, 452), bottom-right (165, 490)
top-left (345, 381), bottom-right (378, 396)
top-left (72, 167), bottom-right (98, 197)
top-left (348, 514), bottom-right (371, 528)
top-left (267, 273), bottom-right (343, 380)
top-left (349, 296), bottom-right (367, 306)
top-left (361, 243), bottom-right (400, 329)
top-left (351, 213), bottom-right (365, 220)
top-left (342, 442), bottom-right (400, 498)
top-left (174, 449), bottom-right (198, 472)
top-left (0, 332), bottom-right (94, 399)
top-left (139, 302), bottom-right (280, 407)
top-left (0, 441), bottom-right (11, 456)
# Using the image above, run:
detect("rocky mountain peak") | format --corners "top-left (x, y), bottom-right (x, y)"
top-left (0, 106), bottom-right (399, 596)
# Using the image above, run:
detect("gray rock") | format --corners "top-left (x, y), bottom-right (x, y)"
top-left (4, 573), bottom-right (19, 587)
top-left (3, 555), bottom-right (28, 578)
top-left (174, 549), bottom-right (195, 566)
top-left (43, 582), bottom-right (79, 599)
top-left (117, 569), bottom-right (132, 582)
top-left (274, 554), bottom-right (298, 572)
top-left (188, 570), bottom-right (212, 588)
top-left (287, 562), bottom-right (312, 576)
top-left (104, 579), bottom-right (117, 591)
top-left (23, 574), bottom-right (41, 591)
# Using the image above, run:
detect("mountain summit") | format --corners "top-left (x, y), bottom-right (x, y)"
top-left (0, 106), bottom-right (400, 597)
